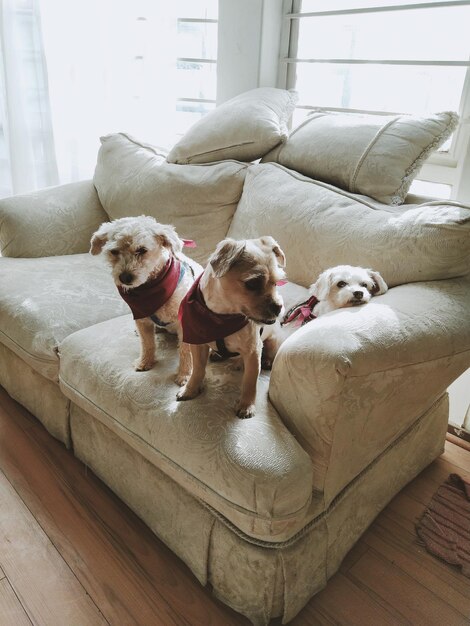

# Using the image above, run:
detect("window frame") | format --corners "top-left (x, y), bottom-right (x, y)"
top-left (276, 0), bottom-right (470, 202)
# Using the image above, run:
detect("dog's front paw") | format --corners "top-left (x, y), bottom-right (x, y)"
top-left (236, 402), bottom-right (256, 419)
top-left (134, 358), bottom-right (155, 372)
top-left (176, 384), bottom-right (202, 401)
top-left (174, 372), bottom-right (190, 387)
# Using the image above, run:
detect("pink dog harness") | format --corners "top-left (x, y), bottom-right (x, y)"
top-left (282, 295), bottom-right (319, 327)
top-left (118, 256), bottom-right (183, 320)
top-left (178, 274), bottom-right (249, 345)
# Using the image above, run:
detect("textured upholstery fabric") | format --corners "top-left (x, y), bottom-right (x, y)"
top-left (228, 163), bottom-right (470, 289)
top-left (0, 254), bottom-right (128, 380)
top-left (0, 180), bottom-right (108, 257)
top-left (58, 314), bottom-right (313, 542)
top-left (0, 342), bottom-right (70, 445)
top-left (93, 132), bottom-right (248, 265)
top-left (270, 278), bottom-right (470, 505)
top-left (70, 393), bottom-right (447, 625)
top-left (167, 88), bottom-right (297, 164)
top-left (262, 110), bottom-right (458, 204)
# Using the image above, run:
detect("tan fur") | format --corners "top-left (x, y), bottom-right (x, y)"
top-left (176, 236), bottom-right (286, 419)
top-left (90, 215), bottom-right (202, 385)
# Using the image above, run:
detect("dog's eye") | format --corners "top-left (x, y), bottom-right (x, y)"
top-left (244, 277), bottom-right (263, 291)
top-left (360, 282), bottom-right (368, 288)
top-left (110, 249), bottom-right (119, 257)
top-left (337, 281), bottom-right (347, 288)
top-left (135, 247), bottom-right (147, 256)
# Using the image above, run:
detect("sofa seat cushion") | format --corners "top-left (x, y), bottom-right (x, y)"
top-left (58, 314), bottom-right (314, 542)
top-left (0, 254), bottom-right (128, 381)
top-left (228, 163), bottom-right (470, 289)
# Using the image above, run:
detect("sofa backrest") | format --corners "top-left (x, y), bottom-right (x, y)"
top-left (228, 163), bottom-right (470, 288)
top-left (93, 133), bottom-right (248, 265)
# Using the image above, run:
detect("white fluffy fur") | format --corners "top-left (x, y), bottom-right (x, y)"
top-left (90, 215), bottom-right (202, 383)
top-left (310, 265), bottom-right (388, 317)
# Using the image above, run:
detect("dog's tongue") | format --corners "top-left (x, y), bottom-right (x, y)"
top-left (182, 239), bottom-right (197, 248)
top-left (277, 279), bottom-right (288, 286)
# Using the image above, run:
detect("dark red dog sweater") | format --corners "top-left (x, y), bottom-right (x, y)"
top-left (118, 256), bottom-right (181, 320)
top-left (178, 274), bottom-right (249, 344)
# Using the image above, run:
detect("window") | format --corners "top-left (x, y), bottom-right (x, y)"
top-left (279, 0), bottom-right (470, 201)
top-left (6, 0), bottom-right (218, 185)
top-left (176, 0), bottom-right (218, 138)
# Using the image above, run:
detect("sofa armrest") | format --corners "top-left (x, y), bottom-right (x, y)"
top-left (269, 278), bottom-right (470, 506)
top-left (0, 181), bottom-right (109, 257)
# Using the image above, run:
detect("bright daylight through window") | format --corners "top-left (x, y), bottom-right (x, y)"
top-left (0, 0), bottom-right (218, 196)
top-left (280, 0), bottom-right (470, 200)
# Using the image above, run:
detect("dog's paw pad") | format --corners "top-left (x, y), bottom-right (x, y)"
top-left (236, 404), bottom-right (256, 419)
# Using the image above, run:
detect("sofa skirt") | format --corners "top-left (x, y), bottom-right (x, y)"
top-left (0, 341), bottom-right (71, 445)
top-left (69, 394), bottom-right (448, 625)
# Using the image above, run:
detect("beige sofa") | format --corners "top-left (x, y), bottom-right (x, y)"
top-left (1, 115), bottom-right (470, 624)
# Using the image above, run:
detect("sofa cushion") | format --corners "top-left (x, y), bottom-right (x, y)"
top-left (58, 314), bottom-right (314, 542)
top-left (228, 163), bottom-right (470, 289)
top-left (0, 254), bottom-right (128, 381)
top-left (167, 88), bottom-right (298, 164)
top-left (262, 110), bottom-right (458, 205)
top-left (93, 133), bottom-right (248, 265)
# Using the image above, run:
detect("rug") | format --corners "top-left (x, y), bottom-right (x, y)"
top-left (415, 473), bottom-right (470, 577)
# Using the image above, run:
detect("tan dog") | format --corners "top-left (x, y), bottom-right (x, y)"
top-left (90, 215), bottom-right (202, 384)
top-left (177, 236), bottom-right (286, 418)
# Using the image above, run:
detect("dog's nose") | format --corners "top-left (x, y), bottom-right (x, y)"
top-left (353, 291), bottom-right (363, 299)
top-left (119, 272), bottom-right (134, 285)
top-left (268, 301), bottom-right (283, 317)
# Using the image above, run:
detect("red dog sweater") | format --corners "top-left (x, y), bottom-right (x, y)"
top-left (118, 256), bottom-right (182, 320)
top-left (178, 274), bottom-right (249, 344)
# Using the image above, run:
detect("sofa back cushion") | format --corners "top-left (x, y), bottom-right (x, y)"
top-left (94, 133), bottom-right (248, 264)
top-left (228, 163), bottom-right (470, 288)
top-left (262, 110), bottom-right (458, 205)
top-left (167, 88), bottom-right (297, 164)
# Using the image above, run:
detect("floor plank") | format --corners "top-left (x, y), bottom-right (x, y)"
top-left (0, 470), bottom-right (107, 626)
top-left (291, 571), bottom-right (402, 626)
top-left (0, 388), bottom-right (247, 626)
top-left (1, 386), bottom-right (470, 625)
top-left (348, 547), bottom-right (469, 625)
top-left (0, 578), bottom-right (32, 626)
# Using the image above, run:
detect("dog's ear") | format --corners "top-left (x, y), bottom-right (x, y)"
top-left (310, 269), bottom-right (333, 301)
top-left (367, 269), bottom-right (388, 295)
top-left (260, 236), bottom-right (286, 268)
top-left (90, 222), bottom-right (111, 255)
top-left (210, 238), bottom-right (246, 278)
top-left (154, 224), bottom-right (183, 256)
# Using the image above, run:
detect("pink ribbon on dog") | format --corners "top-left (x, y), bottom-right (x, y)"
top-left (276, 279), bottom-right (288, 286)
top-left (282, 295), bottom-right (318, 327)
top-left (182, 239), bottom-right (197, 248)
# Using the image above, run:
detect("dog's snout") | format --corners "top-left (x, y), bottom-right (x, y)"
top-left (268, 301), bottom-right (282, 317)
top-left (119, 272), bottom-right (134, 285)
top-left (353, 290), bottom-right (363, 299)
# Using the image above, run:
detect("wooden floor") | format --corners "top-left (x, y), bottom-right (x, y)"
top-left (0, 387), bottom-right (469, 626)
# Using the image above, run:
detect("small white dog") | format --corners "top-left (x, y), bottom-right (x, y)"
top-left (309, 265), bottom-right (388, 316)
top-left (90, 215), bottom-right (202, 384)
top-left (282, 265), bottom-right (388, 327)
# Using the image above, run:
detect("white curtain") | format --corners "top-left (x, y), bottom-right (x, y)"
top-left (0, 0), bottom-right (179, 197)
top-left (0, 0), bottom-right (58, 197)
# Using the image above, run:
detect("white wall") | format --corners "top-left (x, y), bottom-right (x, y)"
top-left (216, 0), bottom-right (284, 104)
